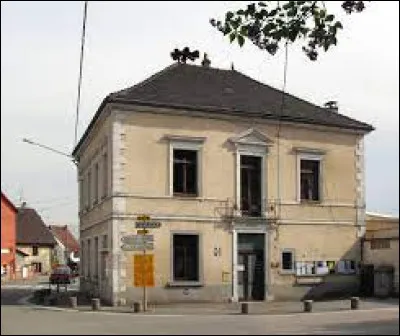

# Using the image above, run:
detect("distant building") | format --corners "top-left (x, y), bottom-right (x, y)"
top-left (48, 225), bottom-right (80, 267)
top-left (362, 212), bottom-right (399, 296)
top-left (16, 206), bottom-right (56, 274)
top-left (1, 192), bottom-right (17, 279)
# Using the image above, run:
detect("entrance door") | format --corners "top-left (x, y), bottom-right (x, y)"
top-left (238, 251), bottom-right (265, 301)
top-left (360, 264), bottom-right (374, 297)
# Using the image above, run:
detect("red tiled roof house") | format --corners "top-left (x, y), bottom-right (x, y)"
top-left (1, 192), bottom-right (17, 279)
top-left (48, 225), bottom-right (80, 267)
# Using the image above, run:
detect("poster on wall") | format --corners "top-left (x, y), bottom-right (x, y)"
top-left (316, 261), bottom-right (329, 275)
top-left (327, 261), bottom-right (336, 274)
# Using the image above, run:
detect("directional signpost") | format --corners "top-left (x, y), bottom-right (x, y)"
top-left (130, 215), bottom-right (161, 312)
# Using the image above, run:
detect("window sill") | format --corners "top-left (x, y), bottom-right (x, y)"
top-left (173, 193), bottom-right (199, 198)
top-left (279, 270), bottom-right (296, 275)
top-left (300, 200), bottom-right (322, 205)
top-left (240, 214), bottom-right (265, 219)
top-left (166, 281), bottom-right (204, 288)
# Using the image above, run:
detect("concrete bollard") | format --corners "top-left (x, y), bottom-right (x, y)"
top-left (69, 296), bottom-right (77, 309)
top-left (303, 300), bottom-right (313, 312)
top-left (91, 298), bottom-right (100, 311)
top-left (241, 302), bottom-right (249, 314)
top-left (350, 296), bottom-right (360, 310)
top-left (133, 302), bottom-right (141, 313)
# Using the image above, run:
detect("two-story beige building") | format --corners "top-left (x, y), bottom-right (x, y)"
top-left (72, 62), bottom-right (374, 306)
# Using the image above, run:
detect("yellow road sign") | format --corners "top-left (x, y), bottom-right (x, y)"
top-left (137, 229), bottom-right (149, 235)
top-left (137, 214), bottom-right (151, 221)
top-left (133, 254), bottom-right (154, 287)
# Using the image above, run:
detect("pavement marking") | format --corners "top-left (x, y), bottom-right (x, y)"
top-left (22, 305), bottom-right (399, 318)
top-left (13, 294), bottom-right (399, 318)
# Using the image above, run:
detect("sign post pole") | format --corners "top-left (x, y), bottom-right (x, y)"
top-left (128, 215), bottom-right (162, 312)
top-left (142, 235), bottom-right (147, 312)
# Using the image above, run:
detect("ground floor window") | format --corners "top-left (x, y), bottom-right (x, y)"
top-left (173, 234), bottom-right (199, 281)
top-left (281, 249), bottom-right (295, 272)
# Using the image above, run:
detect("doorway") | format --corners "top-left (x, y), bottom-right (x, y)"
top-left (360, 264), bottom-right (374, 297)
top-left (237, 233), bottom-right (265, 301)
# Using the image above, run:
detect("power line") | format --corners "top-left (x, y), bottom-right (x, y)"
top-left (74, 1), bottom-right (88, 148)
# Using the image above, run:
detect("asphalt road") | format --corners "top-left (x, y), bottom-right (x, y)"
top-left (1, 288), bottom-right (399, 335)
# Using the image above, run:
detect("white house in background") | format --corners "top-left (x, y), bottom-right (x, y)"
top-left (48, 225), bottom-right (80, 267)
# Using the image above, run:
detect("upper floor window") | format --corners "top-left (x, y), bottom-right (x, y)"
top-left (173, 149), bottom-right (198, 196)
top-left (102, 153), bottom-right (108, 199)
top-left (94, 163), bottom-right (99, 204)
top-left (87, 170), bottom-right (92, 208)
top-left (165, 135), bottom-right (205, 197)
top-left (240, 155), bottom-right (262, 217)
top-left (79, 178), bottom-right (83, 211)
top-left (32, 246), bottom-right (39, 256)
top-left (300, 159), bottom-right (320, 201)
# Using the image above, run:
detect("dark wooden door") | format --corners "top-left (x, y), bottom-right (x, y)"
top-left (360, 264), bottom-right (374, 296)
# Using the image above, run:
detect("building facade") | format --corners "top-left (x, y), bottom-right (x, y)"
top-left (73, 63), bottom-right (374, 305)
top-left (1, 192), bottom-right (17, 279)
top-left (48, 225), bottom-right (80, 268)
top-left (16, 207), bottom-right (56, 275)
top-left (363, 213), bottom-right (399, 296)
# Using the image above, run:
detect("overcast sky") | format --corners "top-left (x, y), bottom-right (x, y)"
top-left (1, 1), bottom-right (399, 236)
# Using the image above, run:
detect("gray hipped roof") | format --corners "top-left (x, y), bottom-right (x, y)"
top-left (73, 63), bottom-right (374, 155)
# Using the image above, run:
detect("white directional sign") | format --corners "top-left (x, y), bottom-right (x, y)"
top-left (121, 235), bottom-right (154, 251)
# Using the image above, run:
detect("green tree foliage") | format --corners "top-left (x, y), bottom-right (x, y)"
top-left (210, 1), bottom-right (368, 60)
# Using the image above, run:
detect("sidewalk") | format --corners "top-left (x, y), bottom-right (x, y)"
top-left (35, 294), bottom-right (399, 315)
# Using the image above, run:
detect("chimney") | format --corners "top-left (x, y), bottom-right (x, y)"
top-left (324, 100), bottom-right (338, 112)
top-left (201, 53), bottom-right (211, 68)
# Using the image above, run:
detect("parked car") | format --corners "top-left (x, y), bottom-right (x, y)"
top-left (49, 265), bottom-right (72, 285)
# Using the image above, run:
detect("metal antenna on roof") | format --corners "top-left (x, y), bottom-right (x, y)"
top-left (73, 1), bottom-right (88, 149)
top-left (18, 187), bottom-right (25, 208)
